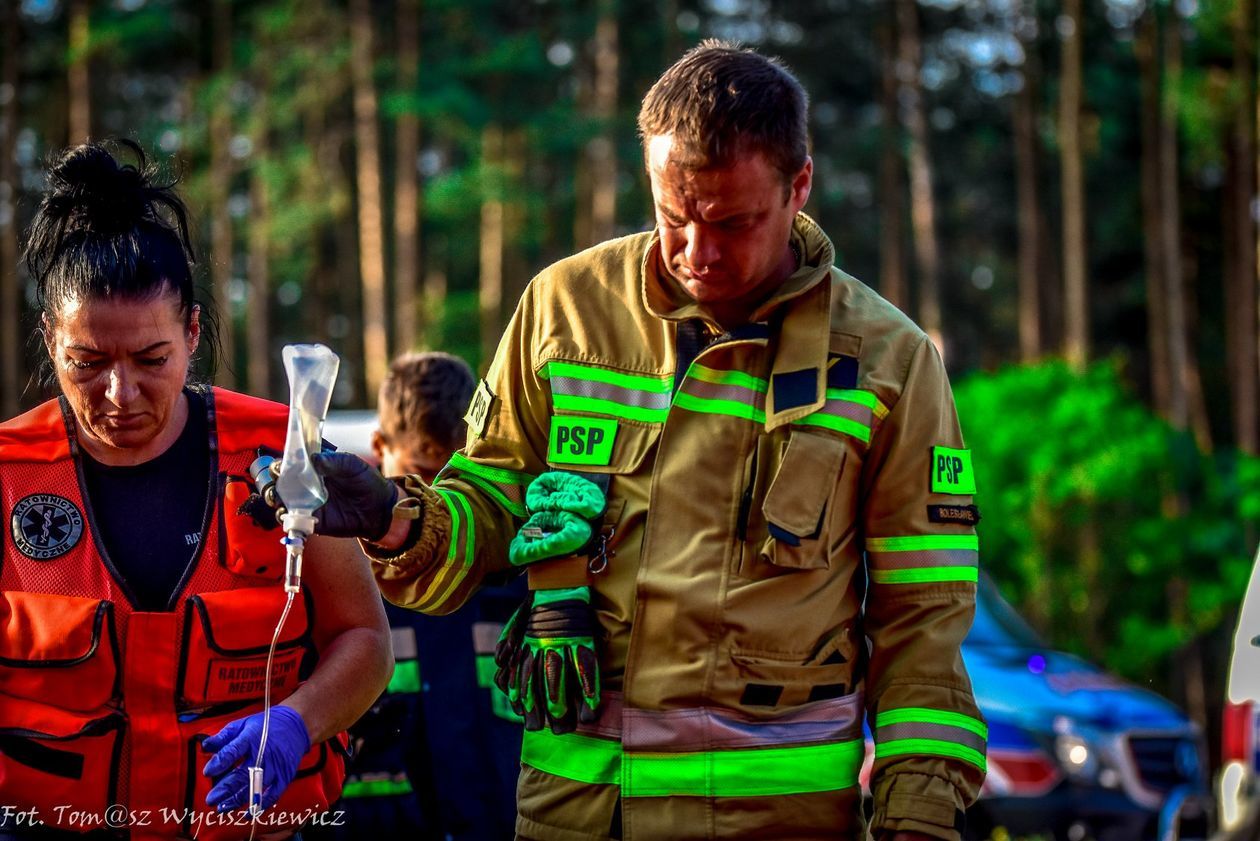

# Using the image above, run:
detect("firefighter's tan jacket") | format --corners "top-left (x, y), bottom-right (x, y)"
top-left (370, 214), bottom-right (986, 840)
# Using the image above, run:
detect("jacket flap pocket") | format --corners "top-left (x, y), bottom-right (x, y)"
top-left (180, 588), bottom-right (312, 707)
top-left (0, 592), bottom-right (118, 711)
top-left (762, 431), bottom-right (846, 539)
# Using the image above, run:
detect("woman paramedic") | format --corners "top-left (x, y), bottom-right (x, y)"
top-left (0, 141), bottom-right (391, 839)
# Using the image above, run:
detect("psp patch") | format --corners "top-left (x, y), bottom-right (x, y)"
top-left (465, 379), bottom-right (497, 440)
top-left (930, 446), bottom-right (976, 495)
top-left (548, 416), bottom-right (617, 466)
top-left (10, 493), bottom-right (85, 560)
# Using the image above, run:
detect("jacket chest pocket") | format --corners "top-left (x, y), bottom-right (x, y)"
top-left (737, 428), bottom-right (858, 578)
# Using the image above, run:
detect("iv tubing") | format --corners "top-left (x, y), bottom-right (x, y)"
top-left (248, 587), bottom-right (297, 833)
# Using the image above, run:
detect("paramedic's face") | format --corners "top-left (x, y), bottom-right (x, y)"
top-left (647, 134), bottom-right (811, 313)
top-left (46, 291), bottom-right (199, 462)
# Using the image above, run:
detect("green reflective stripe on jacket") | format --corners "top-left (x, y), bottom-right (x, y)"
top-left (875, 738), bottom-right (987, 772)
top-left (387, 659), bottom-right (421, 694)
top-left (543, 361), bottom-right (673, 393)
top-left (545, 361), bottom-right (673, 423)
top-left (678, 365), bottom-right (877, 445)
top-left (874, 707), bottom-right (988, 771)
top-left (866, 534), bottom-right (979, 553)
top-left (690, 364), bottom-right (768, 393)
top-left (552, 393), bottom-right (670, 423)
top-left (673, 391), bottom-right (765, 423)
top-left (522, 730), bottom-right (622, 786)
top-left (624, 740), bottom-right (864, 797)
top-left (342, 777), bottom-right (415, 798)
top-left (416, 488), bottom-right (475, 612)
top-left (875, 707), bottom-right (988, 737)
top-left (446, 453), bottom-right (530, 517)
top-left (870, 567), bottom-right (979, 584)
top-left (521, 730), bottom-right (864, 797)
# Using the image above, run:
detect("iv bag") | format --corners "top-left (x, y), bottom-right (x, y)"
top-left (276, 344), bottom-right (340, 517)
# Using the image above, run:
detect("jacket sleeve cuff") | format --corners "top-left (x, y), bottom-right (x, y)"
top-left (360, 476), bottom-right (446, 568)
top-left (870, 772), bottom-right (966, 841)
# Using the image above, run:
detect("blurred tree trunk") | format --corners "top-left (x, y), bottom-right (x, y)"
top-left (393, 0), bottom-right (420, 356)
top-left (425, 233), bottom-right (448, 351)
top-left (246, 100), bottom-right (271, 399)
top-left (504, 126), bottom-right (528, 309)
top-left (350, 0), bottom-right (388, 397)
top-left (1228, 0), bottom-right (1258, 454)
top-left (661, 0), bottom-right (682, 65)
top-left (587, 0), bottom-right (619, 245)
top-left (1, 0), bottom-right (19, 418)
top-left (208, 0), bottom-right (235, 387)
top-left (1159, 3), bottom-right (1212, 450)
top-left (1013, 1), bottom-right (1043, 362)
top-left (480, 124), bottom-right (504, 369)
top-left (67, 0), bottom-right (90, 143)
top-left (895, 0), bottom-right (942, 348)
top-left (1059, 0), bottom-right (1088, 369)
top-left (1137, 9), bottom-right (1171, 421)
top-left (877, 5), bottom-right (906, 312)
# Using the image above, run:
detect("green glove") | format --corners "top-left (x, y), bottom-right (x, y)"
top-left (495, 586), bottom-right (600, 733)
top-left (508, 472), bottom-right (606, 566)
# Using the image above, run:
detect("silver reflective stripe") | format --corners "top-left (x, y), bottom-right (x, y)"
top-left (677, 378), bottom-right (768, 412)
top-left (571, 691), bottom-right (864, 752)
top-left (866, 549), bottom-right (980, 570)
top-left (550, 375), bottom-right (673, 411)
top-left (876, 721), bottom-right (987, 755)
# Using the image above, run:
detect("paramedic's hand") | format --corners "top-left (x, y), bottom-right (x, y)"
top-left (202, 705), bottom-right (310, 812)
top-left (303, 451), bottom-right (399, 541)
top-left (511, 587), bottom-right (601, 734)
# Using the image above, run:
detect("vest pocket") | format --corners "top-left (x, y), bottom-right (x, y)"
top-left (178, 588), bottom-right (313, 708)
top-left (0, 697), bottom-right (124, 827)
top-left (179, 708), bottom-right (347, 839)
top-left (0, 591), bottom-right (119, 711)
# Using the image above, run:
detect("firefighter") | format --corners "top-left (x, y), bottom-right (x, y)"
top-left (300, 42), bottom-right (986, 840)
top-left (0, 140), bottom-right (391, 840)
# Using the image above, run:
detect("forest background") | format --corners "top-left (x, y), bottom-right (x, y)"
top-left (1, 0), bottom-right (1259, 774)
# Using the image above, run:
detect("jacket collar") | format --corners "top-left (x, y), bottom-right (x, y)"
top-left (640, 213), bottom-right (836, 431)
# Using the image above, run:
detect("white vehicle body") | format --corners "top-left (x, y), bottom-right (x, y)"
top-left (1220, 544), bottom-right (1260, 831)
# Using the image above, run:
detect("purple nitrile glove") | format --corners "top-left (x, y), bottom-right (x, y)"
top-left (202, 705), bottom-right (310, 813)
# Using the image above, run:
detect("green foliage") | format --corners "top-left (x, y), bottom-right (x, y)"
top-left (955, 361), bottom-right (1260, 686)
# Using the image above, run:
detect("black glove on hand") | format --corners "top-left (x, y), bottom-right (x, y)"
top-left (296, 451), bottom-right (397, 541)
top-left (494, 587), bottom-right (600, 734)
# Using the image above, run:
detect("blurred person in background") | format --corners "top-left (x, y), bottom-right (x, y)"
top-left (0, 140), bottom-right (391, 840)
top-left (310, 351), bottom-right (521, 841)
top-left (289, 41), bottom-right (985, 840)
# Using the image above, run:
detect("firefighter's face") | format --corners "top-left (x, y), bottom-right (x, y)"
top-left (372, 429), bottom-right (453, 484)
top-left (646, 134), bottom-right (811, 317)
top-left (45, 291), bottom-right (199, 464)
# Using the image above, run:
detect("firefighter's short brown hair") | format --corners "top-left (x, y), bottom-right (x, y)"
top-left (637, 39), bottom-right (810, 187)
top-left (377, 351), bottom-right (475, 451)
